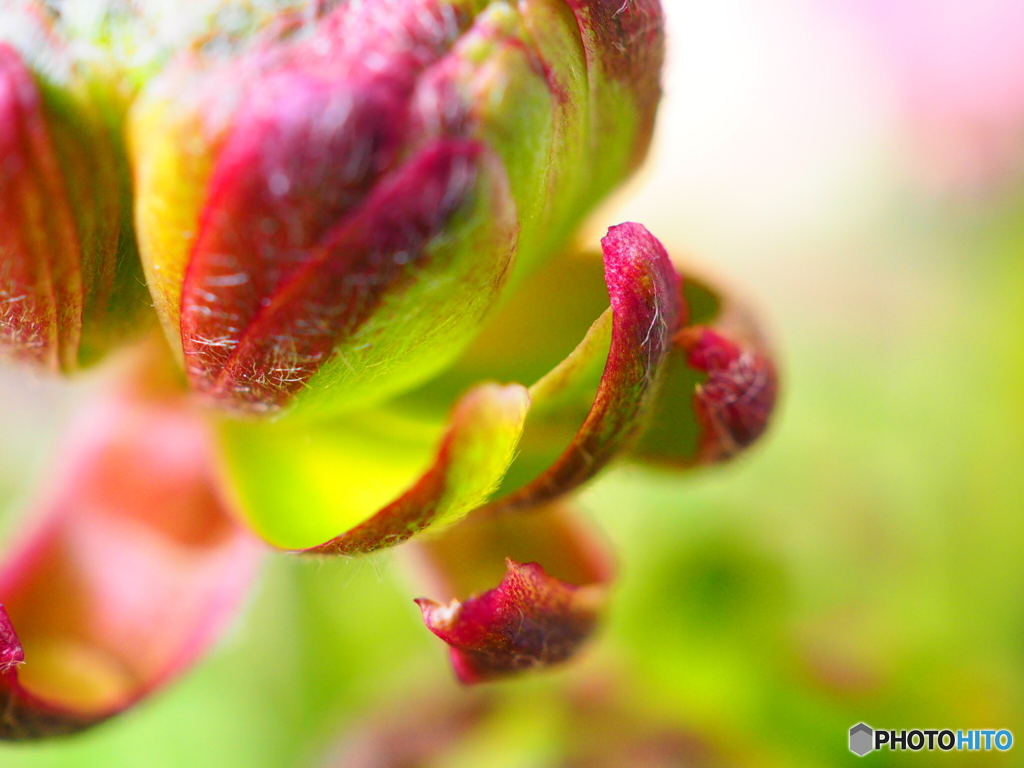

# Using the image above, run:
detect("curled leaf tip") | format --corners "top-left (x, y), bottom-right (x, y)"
top-left (416, 559), bottom-right (603, 684)
top-left (678, 326), bottom-right (778, 463)
top-left (629, 267), bottom-right (779, 468)
top-left (486, 221), bottom-right (681, 511)
top-left (295, 382), bottom-right (529, 556)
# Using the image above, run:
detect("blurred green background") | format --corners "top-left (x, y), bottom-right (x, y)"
top-left (3, 0), bottom-right (1024, 765)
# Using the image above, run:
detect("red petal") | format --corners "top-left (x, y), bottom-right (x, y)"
top-left (183, 138), bottom-right (507, 413)
top-left (177, 0), bottom-right (486, 413)
top-left (0, 356), bottom-right (264, 739)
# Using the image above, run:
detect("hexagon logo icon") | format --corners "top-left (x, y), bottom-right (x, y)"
top-left (849, 723), bottom-right (874, 756)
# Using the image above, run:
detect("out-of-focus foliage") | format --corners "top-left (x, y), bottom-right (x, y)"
top-left (3, 0), bottom-right (1024, 764)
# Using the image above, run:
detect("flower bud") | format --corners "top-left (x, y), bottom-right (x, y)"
top-left (412, 502), bottom-right (613, 683)
top-left (130, 0), bottom-right (664, 416)
top-left (0, 35), bottom-right (150, 373)
top-left (417, 559), bottom-right (605, 684)
top-left (677, 325), bottom-right (777, 463)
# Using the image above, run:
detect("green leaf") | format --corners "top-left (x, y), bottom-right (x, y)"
top-left (218, 382), bottom-right (529, 552)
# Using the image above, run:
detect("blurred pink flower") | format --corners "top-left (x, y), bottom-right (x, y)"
top-left (841, 0), bottom-right (1024, 192)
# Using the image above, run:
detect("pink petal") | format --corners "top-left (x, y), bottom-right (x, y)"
top-left (0, 353), bottom-right (264, 739)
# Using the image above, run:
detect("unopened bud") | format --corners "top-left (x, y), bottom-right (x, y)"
top-left (130, 0), bottom-right (664, 416)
